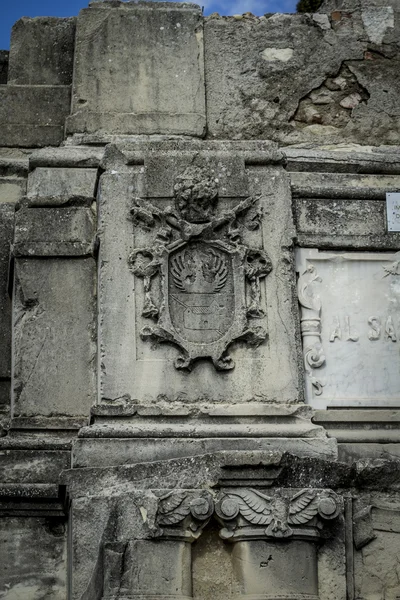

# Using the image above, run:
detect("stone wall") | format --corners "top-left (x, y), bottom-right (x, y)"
top-left (1, 2), bottom-right (400, 599)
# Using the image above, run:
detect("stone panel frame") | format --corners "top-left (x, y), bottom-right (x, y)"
top-left (296, 248), bottom-right (400, 409)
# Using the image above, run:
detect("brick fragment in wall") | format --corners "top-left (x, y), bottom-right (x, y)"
top-left (292, 64), bottom-right (370, 127)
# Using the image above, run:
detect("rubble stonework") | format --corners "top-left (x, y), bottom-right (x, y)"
top-left (1, 1), bottom-right (400, 599)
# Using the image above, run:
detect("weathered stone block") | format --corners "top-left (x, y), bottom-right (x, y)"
top-left (13, 258), bottom-right (96, 417)
top-left (0, 204), bottom-right (14, 378)
top-left (0, 85), bottom-right (71, 148)
top-left (66, 2), bottom-right (205, 137)
top-left (0, 449), bottom-right (70, 484)
top-left (14, 207), bottom-right (95, 256)
top-left (8, 17), bottom-right (76, 85)
top-left (204, 12), bottom-right (400, 145)
top-left (354, 492), bottom-right (400, 600)
top-left (0, 177), bottom-right (26, 204)
top-left (0, 517), bottom-right (67, 599)
top-left (27, 168), bottom-right (98, 206)
top-left (0, 148), bottom-right (30, 178)
top-left (294, 197), bottom-right (385, 236)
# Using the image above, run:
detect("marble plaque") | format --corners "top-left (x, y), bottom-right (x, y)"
top-left (296, 249), bottom-right (400, 408)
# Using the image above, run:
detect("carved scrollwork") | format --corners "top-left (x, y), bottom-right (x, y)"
top-left (297, 264), bottom-right (325, 396)
top-left (245, 249), bottom-right (272, 318)
top-left (155, 490), bottom-right (214, 541)
top-left (129, 248), bottom-right (163, 319)
top-left (129, 167), bottom-right (272, 372)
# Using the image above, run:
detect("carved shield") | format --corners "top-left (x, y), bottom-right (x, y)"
top-left (153, 239), bottom-right (247, 368)
top-left (168, 242), bottom-right (235, 344)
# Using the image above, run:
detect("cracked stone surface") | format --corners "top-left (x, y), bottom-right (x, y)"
top-left (13, 258), bottom-right (96, 417)
top-left (205, 10), bottom-right (400, 145)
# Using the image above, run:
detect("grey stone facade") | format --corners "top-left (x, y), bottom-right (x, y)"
top-left (1, 1), bottom-right (400, 598)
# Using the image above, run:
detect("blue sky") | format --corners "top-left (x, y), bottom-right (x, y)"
top-left (0, 0), bottom-right (297, 50)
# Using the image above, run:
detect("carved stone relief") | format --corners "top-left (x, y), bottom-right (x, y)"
top-left (130, 167), bottom-right (272, 371)
top-left (215, 487), bottom-right (341, 542)
top-left (155, 490), bottom-right (215, 541)
top-left (297, 264), bottom-right (326, 397)
top-left (100, 487), bottom-right (341, 600)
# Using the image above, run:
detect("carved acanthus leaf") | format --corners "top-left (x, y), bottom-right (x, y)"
top-left (297, 265), bottom-right (321, 312)
top-left (155, 491), bottom-right (214, 532)
top-left (217, 488), bottom-right (341, 541)
top-left (224, 489), bottom-right (273, 526)
top-left (288, 490), bottom-right (319, 525)
top-left (157, 492), bottom-right (191, 525)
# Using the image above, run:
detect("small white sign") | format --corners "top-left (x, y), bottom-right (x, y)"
top-left (386, 192), bottom-right (400, 232)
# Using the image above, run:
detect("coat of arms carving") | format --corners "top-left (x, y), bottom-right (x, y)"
top-left (129, 166), bottom-right (272, 371)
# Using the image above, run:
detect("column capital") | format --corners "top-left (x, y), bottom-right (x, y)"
top-left (215, 487), bottom-right (342, 542)
top-left (154, 490), bottom-right (214, 542)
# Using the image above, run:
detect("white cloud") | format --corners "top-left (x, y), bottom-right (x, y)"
top-left (201, 0), bottom-right (296, 15)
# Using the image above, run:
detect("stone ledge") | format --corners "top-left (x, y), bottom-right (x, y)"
top-left (0, 483), bottom-right (60, 498)
top-left (284, 145), bottom-right (400, 174)
top-left (62, 452), bottom-right (400, 497)
top-left (30, 146), bottom-right (105, 169)
top-left (0, 483), bottom-right (66, 516)
top-left (72, 437), bottom-right (338, 469)
top-left (88, 2), bottom-right (203, 12)
top-left (290, 171), bottom-right (400, 200)
top-left (66, 111), bottom-right (207, 138)
top-left (91, 402), bottom-right (314, 418)
top-left (78, 421), bottom-right (328, 439)
top-left (314, 409), bottom-right (400, 444)
top-left (0, 436), bottom-right (73, 451)
top-left (296, 232), bottom-right (400, 250)
top-left (314, 409), bottom-right (400, 422)
top-left (9, 416), bottom-right (89, 431)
